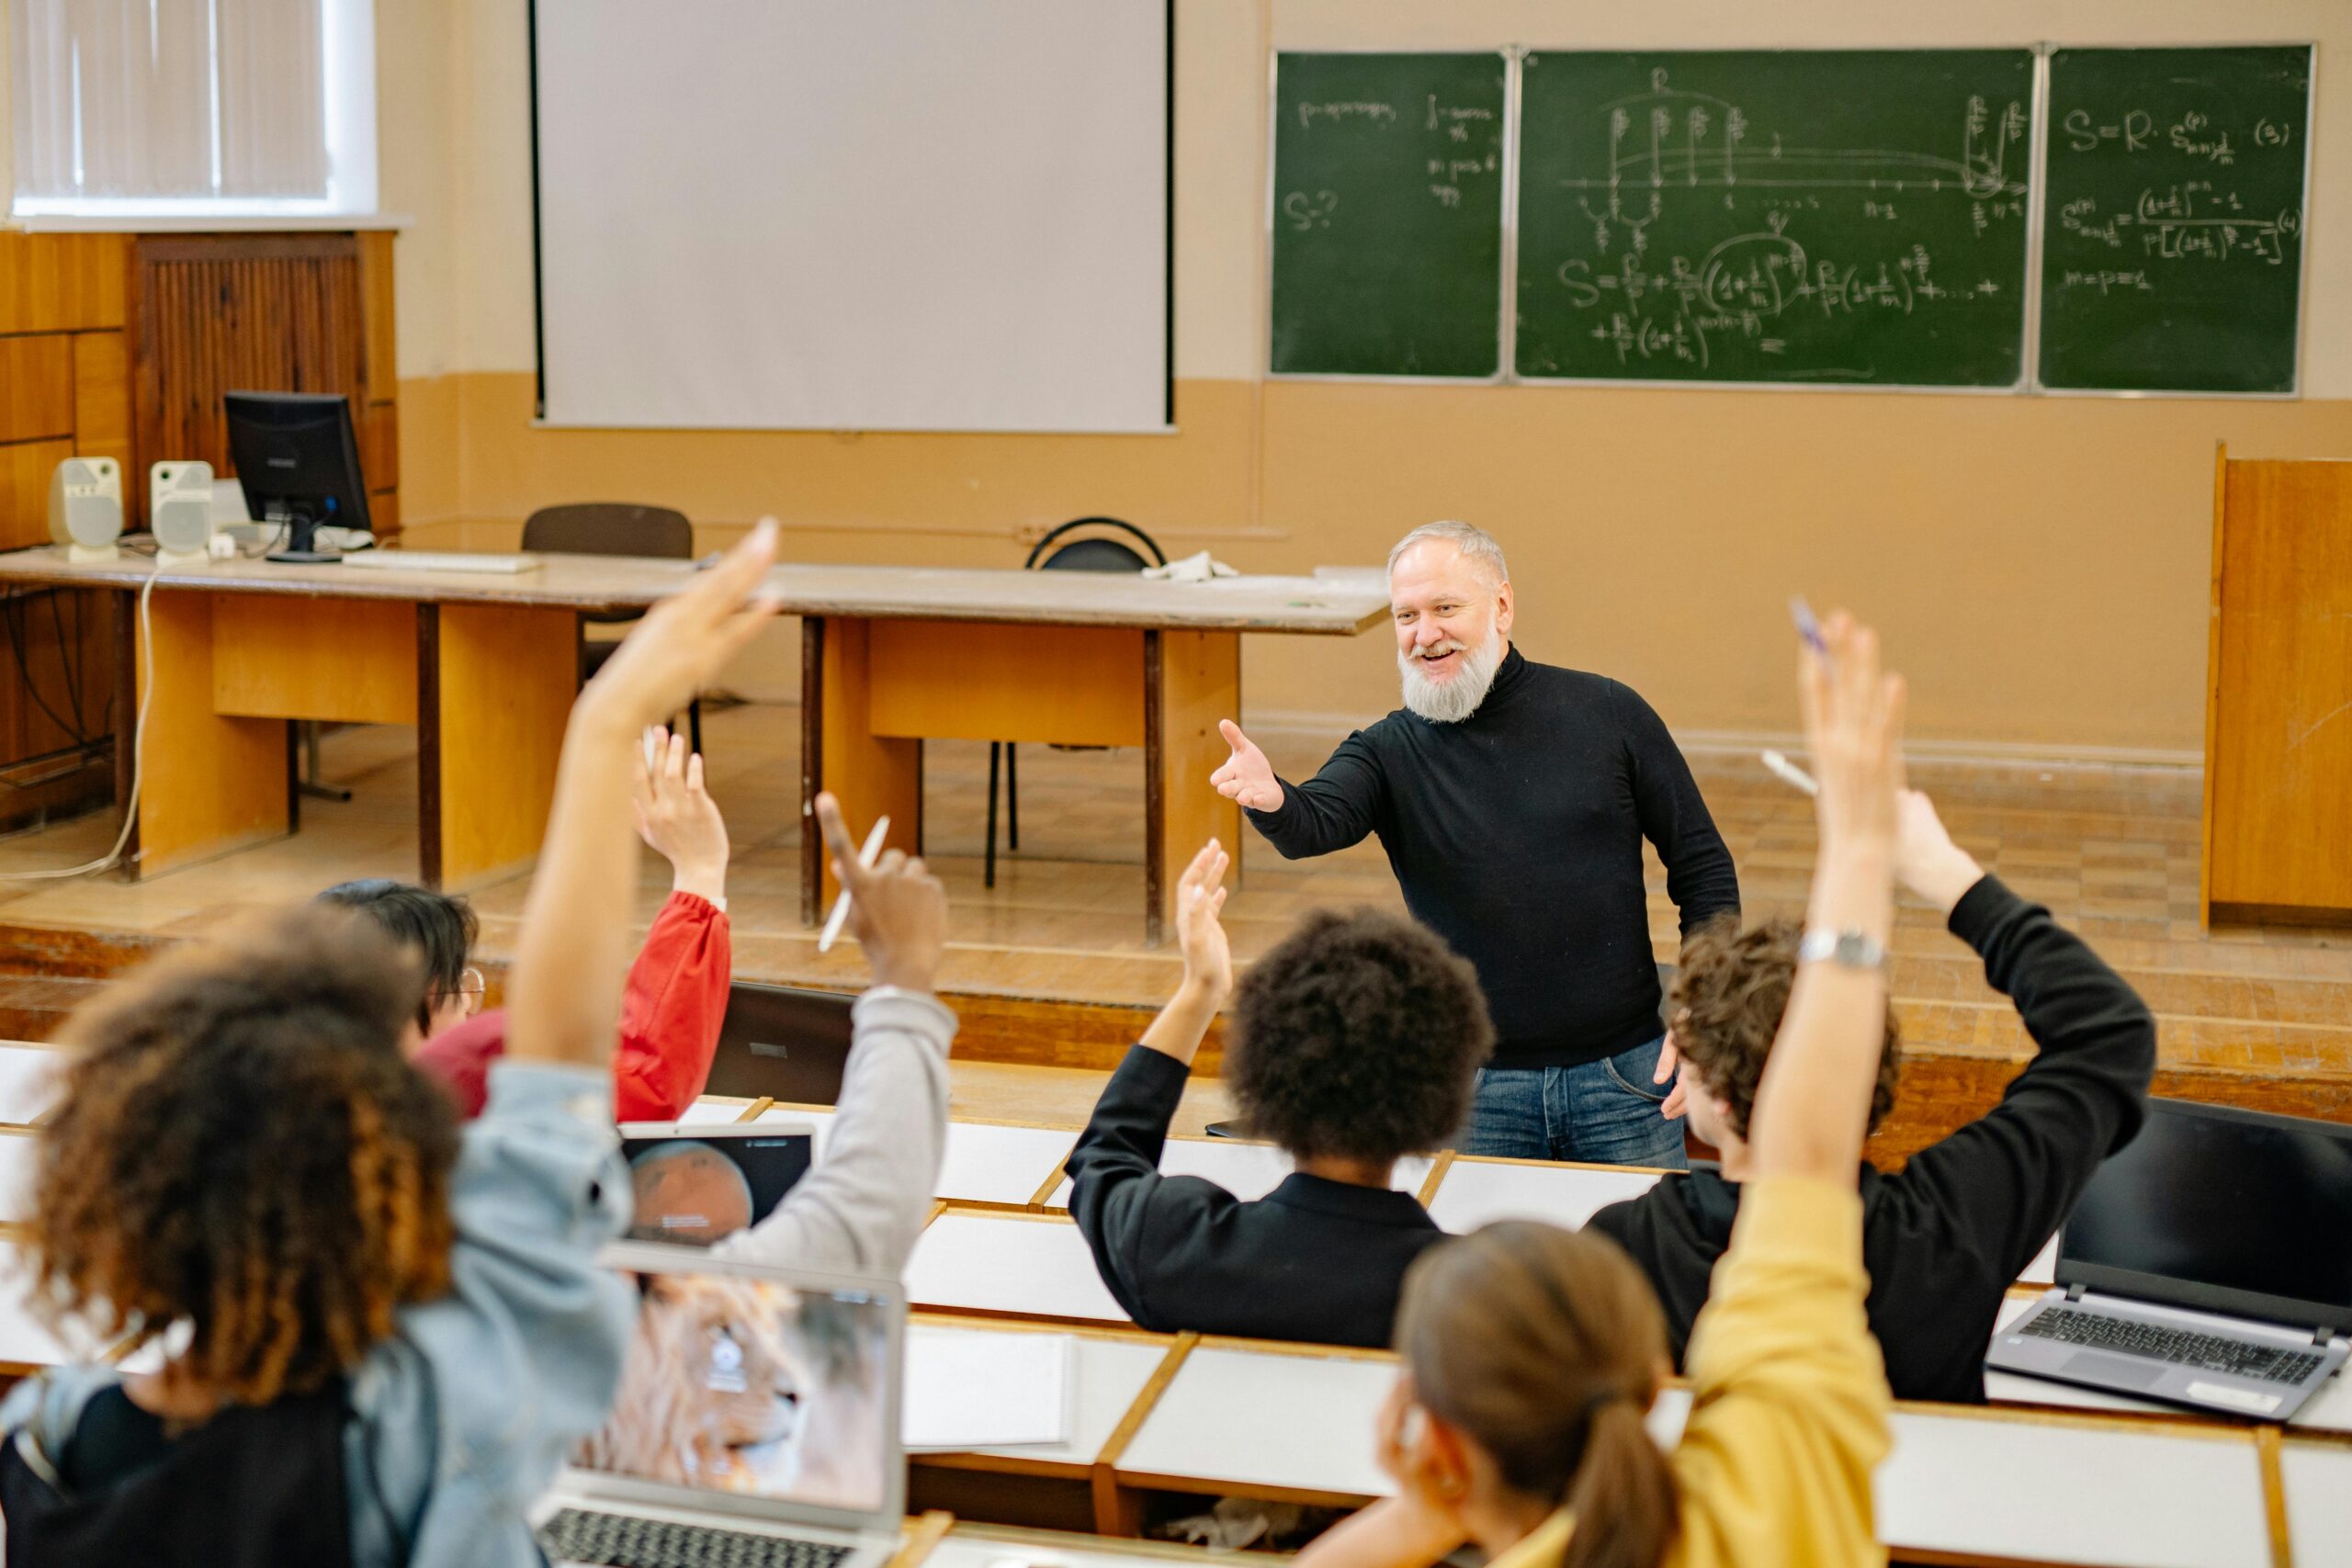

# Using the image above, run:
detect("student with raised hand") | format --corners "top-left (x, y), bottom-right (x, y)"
top-left (0, 523), bottom-right (781, 1568)
top-left (709, 789), bottom-right (953, 1277)
top-left (1295, 611), bottom-right (1902, 1568)
top-left (1589, 785), bottom-right (2155, 1402)
top-left (1066, 840), bottom-right (1491, 1348)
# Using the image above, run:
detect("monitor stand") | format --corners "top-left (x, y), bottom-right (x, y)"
top-left (266, 513), bottom-right (342, 565)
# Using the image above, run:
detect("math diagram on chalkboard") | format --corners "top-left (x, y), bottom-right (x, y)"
top-left (1515, 51), bottom-right (2038, 388)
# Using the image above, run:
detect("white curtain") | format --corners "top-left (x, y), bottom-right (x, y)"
top-left (11, 0), bottom-right (327, 202)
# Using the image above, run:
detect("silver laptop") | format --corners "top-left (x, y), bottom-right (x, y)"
top-left (618, 1122), bottom-right (819, 1247)
top-left (1986, 1098), bottom-right (2351, 1420)
top-left (535, 1245), bottom-right (905, 1568)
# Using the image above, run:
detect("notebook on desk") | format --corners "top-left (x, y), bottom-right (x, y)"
top-left (536, 1245), bottom-right (905, 1568)
top-left (1987, 1099), bottom-right (2352, 1420)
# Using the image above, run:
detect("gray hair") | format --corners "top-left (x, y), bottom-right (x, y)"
top-left (1386, 521), bottom-right (1509, 588)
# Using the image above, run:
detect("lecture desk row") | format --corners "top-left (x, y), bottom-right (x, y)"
top-left (0, 548), bottom-right (1391, 942)
top-left (0, 1051), bottom-right (2346, 1565)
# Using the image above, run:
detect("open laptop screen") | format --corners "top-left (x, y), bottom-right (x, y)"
top-left (2061, 1098), bottom-right (2352, 1326)
top-left (575, 1248), bottom-right (902, 1524)
top-left (619, 1128), bottom-right (815, 1247)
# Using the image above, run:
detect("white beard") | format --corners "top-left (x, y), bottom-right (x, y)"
top-left (1397, 632), bottom-right (1505, 724)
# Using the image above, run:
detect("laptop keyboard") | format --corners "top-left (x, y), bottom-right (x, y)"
top-left (2020, 1305), bottom-right (2325, 1386)
top-left (537, 1507), bottom-right (855, 1568)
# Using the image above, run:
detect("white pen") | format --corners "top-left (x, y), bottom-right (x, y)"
top-left (1759, 749), bottom-right (1820, 797)
top-left (817, 815), bottom-right (891, 953)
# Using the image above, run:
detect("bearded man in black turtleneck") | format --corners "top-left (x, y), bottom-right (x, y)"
top-left (1212, 520), bottom-right (1739, 1166)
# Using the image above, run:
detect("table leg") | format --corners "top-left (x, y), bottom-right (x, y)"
top-left (418, 603), bottom-right (576, 890)
top-left (1145, 629), bottom-right (1241, 946)
top-left (801, 616), bottom-right (923, 923)
top-left (115, 589), bottom-right (288, 879)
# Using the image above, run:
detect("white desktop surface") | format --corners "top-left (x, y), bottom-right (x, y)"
top-left (1424, 1157), bottom-right (1663, 1234)
top-left (930, 1529), bottom-right (1222, 1568)
top-left (0, 1241), bottom-right (71, 1368)
top-left (1116, 1345), bottom-right (1396, 1499)
top-left (0, 1044), bottom-right (62, 1126)
top-left (906, 1213), bottom-right (1129, 1325)
top-left (2018, 1231), bottom-right (2060, 1286)
top-left (1876, 1409), bottom-right (2268, 1568)
top-left (917, 1327), bottom-right (1171, 1465)
top-left (936, 1122), bottom-right (1078, 1207)
top-left (1045, 1139), bottom-right (1431, 1210)
top-left (1985, 1294), bottom-right (2352, 1433)
top-left (2282, 1441), bottom-right (2352, 1561)
top-left (0, 1131), bottom-right (36, 1222)
top-left (678, 1096), bottom-right (757, 1125)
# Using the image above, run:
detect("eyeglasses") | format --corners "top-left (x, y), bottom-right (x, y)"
top-left (455, 966), bottom-right (488, 1016)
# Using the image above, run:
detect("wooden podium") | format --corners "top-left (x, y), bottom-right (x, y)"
top-left (2203, 444), bottom-right (2352, 925)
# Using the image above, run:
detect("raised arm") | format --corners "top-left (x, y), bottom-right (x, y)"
top-left (1228, 726), bottom-right (1389, 859)
top-left (504, 524), bottom-right (779, 1069)
top-left (610, 726), bottom-right (736, 1121)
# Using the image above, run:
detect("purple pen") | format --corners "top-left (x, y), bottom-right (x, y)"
top-left (1789, 595), bottom-right (1829, 659)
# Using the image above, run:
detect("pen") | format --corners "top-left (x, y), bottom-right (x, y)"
top-left (1789, 595), bottom-right (1829, 660)
top-left (817, 815), bottom-right (891, 953)
top-left (1760, 749), bottom-right (1820, 797)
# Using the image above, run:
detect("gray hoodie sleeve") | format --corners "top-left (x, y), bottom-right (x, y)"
top-left (714, 987), bottom-right (956, 1278)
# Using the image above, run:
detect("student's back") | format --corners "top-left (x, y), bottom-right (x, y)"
top-left (1067, 855), bottom-right (1489, 1348)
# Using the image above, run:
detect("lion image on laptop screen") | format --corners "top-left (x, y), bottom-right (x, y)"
top-left (579, 1274), bottom-right (888, 1510)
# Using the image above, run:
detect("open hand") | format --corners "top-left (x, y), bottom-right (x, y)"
top-left (814, 792), bottom-right (946, 994)
top-left (584, 520), bottom-right (779, 731)
top-left (1175, 839), bottom-right (1233, 999)
top-left (635, 725), bottom-right (729, 904)
top-left (1209, 720), bottom-right (1283, 812)
top-left (1894, 788), bottom-right (1984, 915)
top-left (1797, 611), bottom-right (1906, 856)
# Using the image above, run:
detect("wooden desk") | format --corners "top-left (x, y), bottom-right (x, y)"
top-left (1042, 1134), bottom-right (1433, 1212)
top-left (928, 1522), bottom-right (1250, 1568)
top-left (0, 1127), bottom-right (36, 1223)
top-left (756, 1106), bottom-right (1078, 1209)
top-left (906, 1209), bottom-right (1130, 1325)
top-left (0, 1041), bottom-right (63, 1126)
top-left (793, 569), bottom-right (1386, 942)
top-left (1423, 1155), bottom-right (1666, 1233)
top-left (2282, 1440), bottom-right (2352, 1563)
top-left (1114, 1339), bottom-right (1396, 1507)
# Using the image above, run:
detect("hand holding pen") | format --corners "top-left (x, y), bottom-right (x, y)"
top-left (811, 793), bottom-right (947, 994)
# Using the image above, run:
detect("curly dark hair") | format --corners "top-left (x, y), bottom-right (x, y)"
top-left (1227, 908), bottom-right (1493, 1165)
top-left (1670, 915), bottom-right (1902, 1142)
top-left (32, 907), bottom-right (460, 1404)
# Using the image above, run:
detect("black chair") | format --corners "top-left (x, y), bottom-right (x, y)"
top-left (521, 502), bottom-right (704, 752)
top-left (986, 516), bottom-right (1167, 889)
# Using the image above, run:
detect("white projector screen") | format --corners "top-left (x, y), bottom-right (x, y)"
top-left (532, 1), bottom-right (1170, 432)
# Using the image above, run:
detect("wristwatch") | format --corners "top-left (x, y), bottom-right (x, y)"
top-left (1797, 928), bottom-right (1888, 971)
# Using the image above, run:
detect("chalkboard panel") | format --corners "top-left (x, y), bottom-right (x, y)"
top-left (2039, 47), bottom-right (2312, 394)
top-left (1515, 51), bottom-right (2035, 387)
top-left (1270, 53), bottom-right (1507, 378)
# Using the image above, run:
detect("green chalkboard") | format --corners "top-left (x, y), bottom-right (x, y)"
top-left (2039, 47), bottom-right (2312, 394)
top-left (1514, 51), bottom-right (2035, 386)
top-left (1270, 53), bottom-right (1507, 378)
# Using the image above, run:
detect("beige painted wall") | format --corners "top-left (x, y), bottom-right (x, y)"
top-left (206, 3), bottom-right (2352, 752)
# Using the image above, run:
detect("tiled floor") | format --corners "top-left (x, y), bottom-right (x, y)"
top-left (0, 702), bottom-right (2344, 1078)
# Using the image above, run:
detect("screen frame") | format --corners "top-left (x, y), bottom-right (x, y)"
top-left (570, 1241), bottom-right (908, 1531)
top-left (2058, 1097), bottom-right (2352, 1335)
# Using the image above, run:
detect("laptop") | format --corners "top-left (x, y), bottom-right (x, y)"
top-left (701, 983), bottom-right (857, 1105)
top-left (619, 1123), bottom-right (818, 1247)
top-left (1986, 1098), bottom-right (2352, 1420)
top-left (536, 1245), bottom-right (905, 1568)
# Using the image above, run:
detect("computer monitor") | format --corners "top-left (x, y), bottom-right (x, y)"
top-left (2059, 1097), bottom-right (2352, 1331)
top-left (222, 390), bottom-right (371, 562)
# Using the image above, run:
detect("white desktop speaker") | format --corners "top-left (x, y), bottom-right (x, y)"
top-left (149, 460), bottom-right (216, 565)
top-left (47, 457), bottom-right (123, 563)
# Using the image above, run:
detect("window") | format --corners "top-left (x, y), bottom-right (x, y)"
top-left (10, 0), bottom-right (376, 218)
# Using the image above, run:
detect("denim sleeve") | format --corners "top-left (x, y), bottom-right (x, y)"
top-left (346, 1062), bottom-right (638, 1568)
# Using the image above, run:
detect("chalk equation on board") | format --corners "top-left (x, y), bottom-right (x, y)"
top-left (1523, 65), bottom-right (2030, 378)
top-left (2047, 101), bottom-right (2305, 289)
top-left (1285, 93), bottom-right (1500, 220)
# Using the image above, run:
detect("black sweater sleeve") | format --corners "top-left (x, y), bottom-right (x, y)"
top-left (1888, 874), bottom-right (2157, 1279)
top-left (1243, 730), bottom-right (1386, 860)
top-left (1064, 1045), bottom-right (1240, 1329)
top-left (1613, 682), bottom-right (1740, 933)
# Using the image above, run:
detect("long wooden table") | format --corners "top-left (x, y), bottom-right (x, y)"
top-left (0, 550), bottom-right (1387, 914)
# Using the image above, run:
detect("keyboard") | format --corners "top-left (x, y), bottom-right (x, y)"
top-left (2021, 1305), bottom-right (2325, 1386)
top-left (537, 1507), bottom-right (854, 1568)
top-left (340, 549), bottom-right (542, 575)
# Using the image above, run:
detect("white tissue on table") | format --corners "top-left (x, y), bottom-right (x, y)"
top-left (1142, 549), bottom-right (1238, 581)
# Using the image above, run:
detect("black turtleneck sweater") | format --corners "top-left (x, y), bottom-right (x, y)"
top-left (1244, 649), bottom-right (1739, 1070)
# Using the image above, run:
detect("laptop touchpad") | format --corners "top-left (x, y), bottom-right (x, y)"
top-left (2061, 1351), bottom-right (2166, 1390)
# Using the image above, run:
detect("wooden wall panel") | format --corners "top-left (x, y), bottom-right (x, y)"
top-left (0, 340), bottom-right (75, 444)
top-left (0, 233), bottom-right (128, 334)
top-left (2206, 457), bottom-right (2352, 921)
top-left (71, 333), bottom-right (132, 456)
top-left (0, 441), bottom-right (74, 553)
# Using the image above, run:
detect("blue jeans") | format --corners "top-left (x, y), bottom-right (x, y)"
top-left (1463, 1034), bottom-right (1689, 1168)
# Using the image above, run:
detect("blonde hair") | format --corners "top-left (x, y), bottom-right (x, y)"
top-left (1386, 520), bottom-right (1509, 588)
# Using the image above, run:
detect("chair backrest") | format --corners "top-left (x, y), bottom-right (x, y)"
top-left (1023, 515), bottom-right (1167, 573)
top-left (521, 502), bottom-right (695, 559)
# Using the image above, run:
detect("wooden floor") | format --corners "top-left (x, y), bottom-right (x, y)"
top-left (0, 700), bottom-right (2346, 1082)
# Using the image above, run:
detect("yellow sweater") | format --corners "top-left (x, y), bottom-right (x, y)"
top-left (1491, 1178), bottom-right (1892, 1568)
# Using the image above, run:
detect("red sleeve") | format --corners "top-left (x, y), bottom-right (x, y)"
top-left (411, 1009), bottom-right (506, 1120)
top-left (610, 891), bottom-right (732, 1123)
